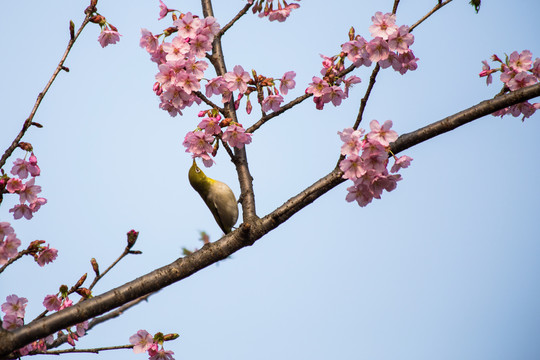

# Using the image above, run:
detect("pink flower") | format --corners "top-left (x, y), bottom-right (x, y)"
top-left (366, 37), bottom-right (390, 63)
top-left (19, 177), bottom-right (41, 204)
top-left (261, 94), bottom-right (284, 112)
top-left (342, 75), bottom-right (361, 97)
top-left (11, 159), bottom-right (30, 179)
top-left (59, 297), bottom-right (73, 310)
top-left (10, 204), bottom-right (33, 220)
top-left (2, 314), bottom-right (23, 330)
top-left (174, 12), bottom-right (201, 39)
top-left (391, 155), bottom-right (413, 173)
top-left (198, 117), bottom-right (222, 135)
top-left (369, 12), bottom-right (397, 40)
top-left (43, 295), bottom-right (62, 311)
top-left (507, 71), bottom-right (537, 91)
top-left (129, 330), bottom-right (155, 354)
top-left (267, 3), bottom-right (300, 22)
top-left (3, 234), bottom-right (21, 259)
top-left (532, 58), bottom-right (540, 78)
top-left (508, 50), bottom-right (533, 72)
top-left (36, 245), bottom-right (58, 267)
top-left (163, 37), bottom-right (190, 62)
top-left (321, 85), bottom-right (346, 106)
top-left (185, 59), bottom-right (208, 79)
top-left (29, 197), bottom-right (47, 212)
top-left (392, 51), bottom-right (418, 75)
top-left (140, 29), bottom-right (159, 53)
top-left (183, 131), bottom-right (214, 157)
top-left (222, 124), bottom-right (252, 148)
top-left (346, 182), bottom-right (374, 207)
top-left (387, 25), bottom-right (413, 54)
top-left (28, 153), bottom-right (41, 177)
top-left (98, 29), bottom-right (121, 48)
top-left (205, 76), bottom-right (227, 98)
top-left (158, 0), bottom-right (171, 20)
top-left (149, 348), bottom-right (175, 360)
top-left (176, 72), bottom-right (200, 94)
top-left (1, 295), bottom-right (28, 318)
top-left (338, 128), bottom-right (365, 157)
top-left (76, 321), bottom-right (89, 337)
top-left (223, 65), bottom-right (251, 93)
top-left (189, 34), bottom-right (212, 58)
top-left (0, 222), bottom-right (14, 241)
top-left (340, 155), bottom-right (366, 180)
top-left (367, 120), bottom-right (398, 147)
top-left (279, 71), bottom-right (296, 95)
top-left (306, 76), bottom-right (330, 97)
top-left (6, 178), bottom-right (24, 193)
top-left (479, 60), bottom-right (494, 85)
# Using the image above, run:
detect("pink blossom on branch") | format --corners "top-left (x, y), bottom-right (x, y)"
top-left (369, 12), bottom-right (397, 40)
top-left (1, 295), bottom-right (28, 318)
top-left (36, 244), bottom-right (58, 267)
top-left (222, 124), bottom-right (253, 149)
top-left (261, 94), bottom-right (284, 112)
top-left (98, 29), bottom-right (121, 48)
top-left (279, 71), bottom-right (296, 95)
top-left (223, 65), bottom-right (251, 93)
top-left (130, 330), bottom-right (156, 354)
top-left (42, 295), bottom-right (62, 312)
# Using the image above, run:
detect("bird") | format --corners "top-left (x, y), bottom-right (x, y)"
top-left (188, 159), bottom-right (239, 234)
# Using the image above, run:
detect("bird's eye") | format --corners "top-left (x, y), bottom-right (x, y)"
top-left (195, 168), bottom-right (200, 173)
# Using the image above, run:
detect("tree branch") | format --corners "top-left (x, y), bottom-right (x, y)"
top-left (410, 0), bottom-right (453, 32)
top-left (2, 83), bottom-right (538, 357)
top-left (201, 0), bottom-right (258, 221)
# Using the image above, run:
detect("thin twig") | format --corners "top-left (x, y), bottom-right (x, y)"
top-left (88, 247), bottom-right (132, 291)
top-left (28, 345), bottom-right (133, 357)
top-left (410, 0), bottom-right (453, 32)
top-left (247, 93), bottom-right (311, 133)
top-left (46, 293), bottom-right (154, 351)
top-left (217, 2), bottom-right (253, 37)
top-left (0, 13), bottom-right (93, 170)
top-left (352, 64), bottom-right (380, 130)
top-left (194, 91), bottom-right (224, 114)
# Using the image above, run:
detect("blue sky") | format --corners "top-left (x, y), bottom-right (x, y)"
top-left (1, 0), bottom-right (540, 359)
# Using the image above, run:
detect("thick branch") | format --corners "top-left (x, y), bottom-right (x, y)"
top-left (2, 84), bottom-right (538, 357)
top-left (201, 0), bottom-right (258, 221)
top-left (391, 83), bottom-right (540, 154)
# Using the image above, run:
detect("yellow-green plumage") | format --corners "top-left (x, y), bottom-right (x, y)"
top-left (188, 160), bottom-right (238, 234)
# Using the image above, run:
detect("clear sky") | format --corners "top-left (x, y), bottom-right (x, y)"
top-left (1, 0), bottom-right (540, 359)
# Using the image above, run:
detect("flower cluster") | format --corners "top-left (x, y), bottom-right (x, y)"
top-left (1, 152), bottom-right (46, 220)
top-left (183, 111), bottom-right (252, 167)
top-left (1, 294), bottom-right (54, 355)
top-left (141, 10), bottom-right (220, 116)
top-left (42, 291), bottom-right (88, 347)
top-left (307, 12), bottom-right (417, 110)
top-left (130, 330), bottom-right (177, 360)
top-left (339, 120), bottom-right (412, 207)
top-left (0, 222), bottom-right (20, 265)
top-left (249, 0), bottom-right (301, 22)
top-left (0, 291), bottom-right (86, 355)
top-left (479, 50), bottom-right (540, 120)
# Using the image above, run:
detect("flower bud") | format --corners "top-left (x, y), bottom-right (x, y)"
top-left (91, 258), bottom-right (100, 276)
top-left (163, 333), bottom-right (180, 341)
top-left (73, 273), bottom-right (88, 289)
top-left (75, 288), bottom-right (92, 299)
top-left (219, 118), bottom-right (232, 127)
top-left (18, 142), bottom-right (33, 152)
top-left (126, 229), bottom-right (139, 249)
top-left (89, 14), bottom-right (106, 26)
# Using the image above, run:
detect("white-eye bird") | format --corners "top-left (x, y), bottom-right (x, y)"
top-left (188, 159), bottom-right (239, 234)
